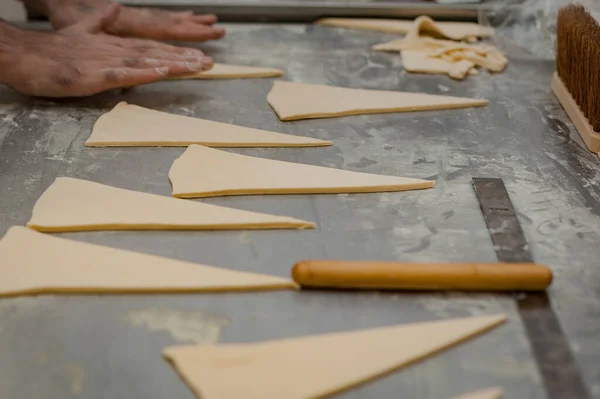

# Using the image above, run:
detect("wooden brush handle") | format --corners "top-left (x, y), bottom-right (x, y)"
top-left (292, 260), bottom-right (553, 291)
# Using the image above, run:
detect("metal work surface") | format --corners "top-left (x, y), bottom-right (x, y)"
top-left (1, 23), bottom-right (600, 399)
top-left (120, 0), bottom-right (519, 21)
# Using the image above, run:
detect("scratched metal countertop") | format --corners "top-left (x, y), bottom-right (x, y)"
top-left (1, 22), bottom-right (599, 399)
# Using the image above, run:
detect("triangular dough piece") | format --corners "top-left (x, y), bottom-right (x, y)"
top-left (85, 102), bottom-right (330, 147)
top-left (181, 63), bottom-right (284, 79)
top-left (0, 227), bottom-right (296, 297)
top-left (169, 145), bottom-right (435, 198)
top-left (267, 81), bottom-right (488, 121)
top-left (164, 314), bottom-right (507, 399)
top-left (315, 17), bottom-right (494, 39)
top-left (27, 177), bottom-right (314, 232)
top-left (448, 387), bottom-right (503, 399)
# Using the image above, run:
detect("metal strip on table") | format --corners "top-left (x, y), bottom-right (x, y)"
top-left (472, 177), bottom-right (591, 399)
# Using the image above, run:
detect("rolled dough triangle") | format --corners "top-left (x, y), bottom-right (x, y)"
top-left (315, 17), bottom-right (494, 39)
top-left (0, 227), bottom-right (296, 297)
top-left (85, 102), bottom-right (330, 147)
top-left (185, 63), bottom-right (284, 79)
top-left (448, 387), bottom-right (503, 399)
top-left (169, 145), bottom-right (435, 198)
top-left (267, 81), bottom-right (488, 121)
top-left (27, 177), bottom-right (314, 232)
top-left (164, 314), bottom-right (507, 399)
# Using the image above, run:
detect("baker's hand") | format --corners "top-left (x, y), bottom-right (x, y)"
top-left (0, 5), bottom-right (212, 98)
top-left (45, 0), bottom-right (225, 42)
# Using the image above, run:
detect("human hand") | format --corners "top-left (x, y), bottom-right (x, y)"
top-left (46, 0), bottom-right (225, 42)
top-left (0, 5), bottom-right (213, 98)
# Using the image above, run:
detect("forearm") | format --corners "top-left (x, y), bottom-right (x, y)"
top-left (0, 21), bottom-right (20, 85)
top-left (17, 0), bottom-right (53, 14)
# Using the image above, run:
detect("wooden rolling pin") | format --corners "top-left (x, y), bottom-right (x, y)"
top-left (292, 261), bottom-right (553, 291)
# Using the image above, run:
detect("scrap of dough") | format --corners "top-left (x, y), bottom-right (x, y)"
top-left (164, 314), bottom-right (507, 399)
top-left (402, 50), bottom-right (455, 75)
top-left (315, 17), bottom-right (494, 39)
top-left (402, 16), bottom-right (493, 41)
top-left (449, 59), bottom-right (476, 80)
top-left (169, 145), bottom-right (435, 198)
top-left (0, 226), bottom-right (297, 297)
top-left (428, 43), bottom-right (494, 57)
top-left (374, 37), bottom-right (496, 55)
top-left (461, 50), bottom-right (508, 73)
top-left (86, 102), bottom-right (330, 148)
top-left (401, 50), bottom-right (500, 80)
top-left (373, 36), bottom-right (459, 52)
top-left (373, 34), bottom-right (507, 77)
top-left (448, 387), bottom-right (503, 399)
top-left (177, 63), bottom-right (283, 79)
top-left (266, 81), bottom-right (488, 121)
top-left (27, 177), bottom-right (315, 232)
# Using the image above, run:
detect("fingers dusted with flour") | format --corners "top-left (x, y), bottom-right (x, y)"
top-left (0, 5), bottom-right (213, 97)
top-left (31, 0), bottom-right (226, 42)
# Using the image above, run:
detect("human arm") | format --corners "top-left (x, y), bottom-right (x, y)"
top-left (0, 5), bottom-right (213, 97)
top-left (19, 0), bottom-right (225, 42)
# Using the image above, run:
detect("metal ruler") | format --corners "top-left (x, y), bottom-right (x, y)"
top-left (472, 177), bottom-right (590, 399)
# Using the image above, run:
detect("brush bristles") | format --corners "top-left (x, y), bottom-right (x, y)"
top-left (557, 4), bottom-right (600, 131)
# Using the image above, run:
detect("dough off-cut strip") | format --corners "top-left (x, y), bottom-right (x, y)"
top-left (401, 51), bottom-right (475, 81)
top-left (449, 60), bottom-right (477, 80)
top-left (266, 81), bottom-right (488, 121)
top-left (402, 50), bottom-right (456, 75)
top-left (374, 36), bottom-right (495, 55)
top-left (0, 227), bottom-right (297, 297)
top-left (315, 17), bottom-right (494, 39)
top-left (373, 36), bottom-right (459, 52)
top-left (169, 145), bottom-right (435, 198)
top-left (401, 15), bottom-right (493, 42)
top-left (164, 314), bottom-right (507, 399)
top-left (175, 63), bottom-right (283, 79)
top-left (27, 177), bottom-right (314, 232)
top-left (86, 102), bottom-right (331, 148)
top-left (369, 16), bottom-right (507, 79)
top-left (448, 387), bottom-right (503, 399)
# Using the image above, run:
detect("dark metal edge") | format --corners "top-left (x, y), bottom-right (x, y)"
top-left (472, 177), bottom-right (590, 399)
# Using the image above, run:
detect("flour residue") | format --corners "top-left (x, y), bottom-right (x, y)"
top-left (126, 308), bottom-right (230, 344)
top-left (66, 363), bottom-right (85, 396)
top-left (236, 231), bottom-right (252, 244)
top-left (417, 293), bottom-right (507, 318)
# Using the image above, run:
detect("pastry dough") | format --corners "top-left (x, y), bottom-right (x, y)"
top-left (385, 42), bottom-right (506, 79)
top-left (448, 387), bottom-right (503, 399)
top-left (0, 227), bottom-right (297, 297)
top-left (374, 36), bottom-right (493, 54)
top-left (164, 314), bottom-right (507, 399)
top-left (370, 16), bottom-right (507, 79)
top-left (28, 177), bottom-right (314, 232)
top-left (449, 60), bottom-right (477, 80)
top-left (86, 103), bottom-right (330, 148)
top-left (316, 17), bottom-right (494, 39)
top-left (373, 36), bottom-right (459, 52)
top-left (402, 16), bottom-right (493, 41)
top-left (169, 145), bottom-right (435, 198)
top-left (401, 51), bottom-right (475, 80)
top-left (267, 81), bottom-right (488, 121)
top-left (177, 63), bottom-right (283, 79)
top-left (402, 50), bottom-right (456, 75)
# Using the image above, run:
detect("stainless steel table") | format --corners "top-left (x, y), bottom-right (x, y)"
top-left (121, 0), bottom-right (519, 21)
top-left (1, 22), bottom-right (599, 399)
